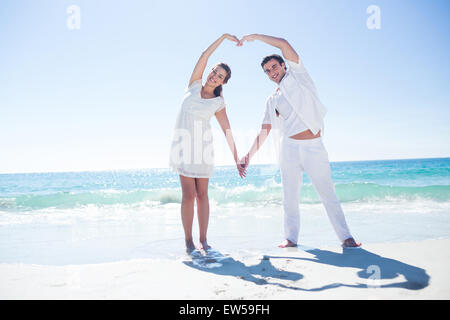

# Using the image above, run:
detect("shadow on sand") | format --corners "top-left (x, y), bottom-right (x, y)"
top-left (183, 247), bottom-right (430, 292)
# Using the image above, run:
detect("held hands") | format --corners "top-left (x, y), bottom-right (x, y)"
top-left (236, 154), bottom-right (250, 179)
top-left (236, 159), bottom-right (246, 179)
top-left (221, 33), bottom-right (255, 178)
top-left (235, 154), bottom-right (250, 179)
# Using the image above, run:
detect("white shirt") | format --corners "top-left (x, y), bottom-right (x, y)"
top-left (263, 90), bottom-right (308, 137)
top-left (262, 59), bottom-right (327, 136)
top-left (262, 88), bottom-right (308, 138)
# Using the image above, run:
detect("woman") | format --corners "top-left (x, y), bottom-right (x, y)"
top-left (169, 34), bottom-right (246, 253)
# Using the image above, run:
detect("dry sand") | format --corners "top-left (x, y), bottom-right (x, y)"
top-left (1, 238), bottom-right (449, 299)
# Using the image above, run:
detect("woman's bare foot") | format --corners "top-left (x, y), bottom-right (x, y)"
top-left (200, 240), bottom-right (211, 251)
top-left (278, 239), bottom-right (297, 248)
top-left (342, 237), bottom-right (362, 248)
top-left (185, 239), bottom-right (196, 254)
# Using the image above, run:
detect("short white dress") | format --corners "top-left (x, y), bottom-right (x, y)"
top-left (169, 80), bottom-right (226, 178)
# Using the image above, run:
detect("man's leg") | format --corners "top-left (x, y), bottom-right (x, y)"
top-left (302, 139), bottom-right (353, 243)
top-left (280, 140), bottom-right (303, 246)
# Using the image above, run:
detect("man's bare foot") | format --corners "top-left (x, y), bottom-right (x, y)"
top-left (342, 237), bottom-right (362, 248)
top-left (185, 239), bottom-right (196, 254)
top-left (278, 239), bottom-right (297, 248)
top-left (200, 240), bottom-right (211, 251)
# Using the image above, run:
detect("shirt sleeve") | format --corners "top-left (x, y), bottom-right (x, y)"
top-left (262, 98), bottom-right (272, 125)
top-left (186, 79), bottom-right (202, 92)
top-left (284, 58), bottom-right (318, 96)
top-left (285, 59), bottom-right (307, 74)
top-left (216, 97), bottom-right (226, 113)
top-left (286, 58), bottom-right (307, 73)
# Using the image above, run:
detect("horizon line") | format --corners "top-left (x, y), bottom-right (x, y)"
top-left (0, 156), bottom-right (448, 175)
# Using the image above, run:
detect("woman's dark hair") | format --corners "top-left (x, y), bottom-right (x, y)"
top-left (213, 63), bottom-right (231, 97)
top-left (261, 54), bottom-right (286, 71)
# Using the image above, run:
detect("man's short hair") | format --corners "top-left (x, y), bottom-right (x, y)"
top-left (261, 54), bottom-right (286, 70)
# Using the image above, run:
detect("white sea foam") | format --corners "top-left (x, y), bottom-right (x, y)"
top-left (1, 198), bottom-right (449, 265)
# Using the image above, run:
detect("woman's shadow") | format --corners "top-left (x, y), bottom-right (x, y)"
top-left (183, 247), bottom-right (429, 292)
top-left (182, 250), bottom-right (303, 287)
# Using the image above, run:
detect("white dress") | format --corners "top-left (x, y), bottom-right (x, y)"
top-left (169, 80), bottom-right (226, 178)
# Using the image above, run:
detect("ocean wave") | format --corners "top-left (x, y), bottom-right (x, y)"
top-left (0, 183), bottom-right (448, 212)
top-left (0, 189), bottom-right (178, 211)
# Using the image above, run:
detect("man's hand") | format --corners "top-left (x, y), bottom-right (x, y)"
top-left (238, 34), bottom-right (258, 46)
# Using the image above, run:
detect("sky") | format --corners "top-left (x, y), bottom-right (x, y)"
top-left (1, 0), bottom-right (449, 173)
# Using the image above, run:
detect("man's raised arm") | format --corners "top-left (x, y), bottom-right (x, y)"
top-left (238, 34), bottom-right (299, 63)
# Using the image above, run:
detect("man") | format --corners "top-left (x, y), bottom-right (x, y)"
top-left (239, 34), bottom-right (361, 248)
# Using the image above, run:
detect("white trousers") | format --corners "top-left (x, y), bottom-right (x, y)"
top-left (280, 137), bottom-right (352, 244)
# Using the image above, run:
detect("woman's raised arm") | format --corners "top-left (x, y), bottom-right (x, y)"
top-left (188, 34), bottom-right (239, 87)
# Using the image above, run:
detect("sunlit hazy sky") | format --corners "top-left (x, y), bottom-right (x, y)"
top-left (1, 0), bottom-right (449, 173)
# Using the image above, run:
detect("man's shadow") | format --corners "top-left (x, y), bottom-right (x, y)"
top-left (183, 247), bottom-right (429, 292)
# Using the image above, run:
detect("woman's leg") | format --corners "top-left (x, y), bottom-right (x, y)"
top-left (179, 175), bottom-right (197, 252)
top-left (195, 177), bottom-right (210, 250)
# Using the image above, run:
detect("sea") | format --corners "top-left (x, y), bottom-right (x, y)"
top-left (0, 158), bottom-right (449, 266)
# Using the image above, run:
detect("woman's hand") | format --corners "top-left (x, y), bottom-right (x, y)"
top-left (223, 33), bottom-right (240, 45)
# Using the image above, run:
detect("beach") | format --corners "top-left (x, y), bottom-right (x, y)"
top-left (1, 238), bottom-right (449, 299)
top-left (2, 0), bottom-right (449, 304)
top-left (1, 159), bottom-right (449, 300)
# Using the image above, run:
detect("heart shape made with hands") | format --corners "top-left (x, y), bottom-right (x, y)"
top-left (223, 33), bottom-right (258, 47)
top-left (215, 34), bottom-right (270, 175)
top-left (220, 34), bottom-right (261, 172)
